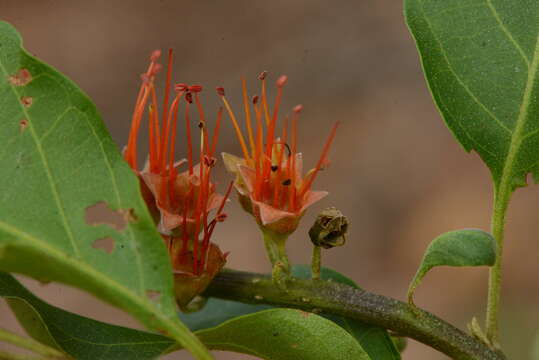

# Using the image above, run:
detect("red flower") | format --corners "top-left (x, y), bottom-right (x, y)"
top-left (124, 50), bottom-right (232, 306)
top-left (219, 72), bottom-right (338, 236)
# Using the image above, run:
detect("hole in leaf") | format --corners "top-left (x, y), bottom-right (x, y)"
top-left (85, 201), bottom-right (136, 231)
top-left (8, 69), bottom-right (32, 86)
top-left (146, 290), bottom-right (161, 301)
top-left (21, 96), bottom-right (33, 107)
top-left (19, 119), bottom-right (28, 133)
top-left (92, 237), bottom-right (115, 254)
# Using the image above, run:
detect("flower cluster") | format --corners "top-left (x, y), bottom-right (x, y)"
top-left (124, 50), bottom-right (232, 306)
top-left (125, 51), bottom-right (338, 298)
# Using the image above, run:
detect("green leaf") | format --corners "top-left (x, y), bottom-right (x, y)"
top-left (1, 273), bottom-right (369, 360)
top-left (181, 266), bottom-right (401, 359)
top-left (0, 272), bottom-right (176, 359)
top-left (291, 266), bottom-right (401, 359)
top-left (196, 308), bottom-right (371, 360)
top-left (407, 229), bottom-right (496, 305)
top-left (405, 0), bottom-right (539, 191)
top-left (0, 21), bottom-right (209, 358)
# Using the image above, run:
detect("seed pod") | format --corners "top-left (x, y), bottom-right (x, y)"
top-left (309, 207), bottom-right (348, 249)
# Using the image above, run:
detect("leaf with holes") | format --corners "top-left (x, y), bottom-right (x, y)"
top-left (407, 229), bottom-right (496, 306)
top-left (0, 21), bottom-right (210, 359)
top-left (405, 0), bottom-right (539, 192)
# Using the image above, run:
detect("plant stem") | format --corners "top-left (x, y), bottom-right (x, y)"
top-left (0, 328), bottom-right (66, 359)
top-left (205, 269), bottom-right (507, 360)
top-left (262, 230), bottom-right (290, 285)
top-left (311, 246), bottom-right (321, 280)
top-left (485, 186), bottom-right (511, 346)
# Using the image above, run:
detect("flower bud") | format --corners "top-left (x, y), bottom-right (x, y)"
top-left (309, 207), bottom-right (348, 249)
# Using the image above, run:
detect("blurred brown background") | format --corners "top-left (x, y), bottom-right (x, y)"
top-left (1, 1), bottom-right (538, 359)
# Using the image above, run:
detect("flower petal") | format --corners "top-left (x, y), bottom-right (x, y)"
top-left (299, 190), bottom-right (328, 213)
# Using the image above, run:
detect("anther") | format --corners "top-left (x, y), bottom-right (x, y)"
top-left (216, 87), bottom-right (225, 96)
top-left (252, 95), bottom-right (259, 104)
top-left (282, 179), bottom-right (292, 186)
top-left (258, 71), bottom-right (268, 80)
top-left (216, 213), bottom-right (227, 222)
top-left (150, 50), bottom-right (161, 62)
top-left (204, 155), bottom-right (216, 167)
top-left (188, 85), bottom-right (203, 93)
top-left (185, 92), bottom-right (193, 104)
top-left (175, 83), bottom-right (188, 92)
top-left (271, 165), bottom-right (278, 172)
top-left (276, 75), bottom-right (288, 88)
top-left (293, 104), bottom-right (303, 113)
top-left (198, 122), bottom-right (204, 129)
top-left (150, 63), bottom-right (163, 75)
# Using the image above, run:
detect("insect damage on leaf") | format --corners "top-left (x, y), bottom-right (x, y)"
top-left (8, 68), bottom-right (32, 86)
top-left (19, 119), bottom-right (28, 133)
top-left (20, 96), bottom-right (32, 107)
top-left (146, 290), bottom-right (161, 301)
top-left (85, 201), bottom-right (137, 231)
top-left (91, 237), bottom-right (115, 254)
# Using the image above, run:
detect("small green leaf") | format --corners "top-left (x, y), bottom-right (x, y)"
top-left (181, 266), bottom-right (400, 360)
top-left (407, 229), bottom-right (496, 305)
top-left (0, 272), bottom-right (176, 359)
top-left (405, 0), bottom-right (539, 192)
top-left (196, 308), bottom-right (371, 360)
top-left (0, 21), bottom-right (208, 358)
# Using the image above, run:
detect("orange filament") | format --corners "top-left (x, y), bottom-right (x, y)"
top-left (219, 89), bottom-right (251, 162)
top-left (299, 121), bottom-right (339, 199)
top-left (242, 78), bottom-right (256, 158)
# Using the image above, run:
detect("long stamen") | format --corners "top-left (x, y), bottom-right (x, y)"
top-left (289, 105), bottom-right (301, 211)
top-left (217, 87), bottom-right (251, 161)
top-left (161, 49), bottom-right (174, 150)
top-left (242, 78), bottom-right (256, 159)
top-left (210, 107), bottom-right (223, 157)
top-left (299, 121), bottom-right (339, 199)
top-left (253, 97), bottom-right (264, 200)
top-left (185, 92), bottom-right (194, 174)
top-left (272, 116), bottom-right (288, 207)
top-left (259, 71), bottom-right (271, 126)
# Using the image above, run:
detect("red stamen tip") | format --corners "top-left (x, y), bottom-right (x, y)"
top-left (150, 50), bottom-right (161, 62)
top-left (185, 92), bottom-right (193, 104)
top-left (258, 71), bottom-right (268, 80)
top-left (216, 213), bottom-right (227, 222)
top-left (151, 63), bottom-right (163, 75)
top-left (293, 104), bottom-right (303, 113)
top-left (252, 95), bottom-right (259, 104)
top-left (188, 85), bottom-right (203, 93)
top-left (175, 83), bottom-right (188, 92)
top-left (216, 87), bottom-right (225, 96)
top-left (140, 73), bottom-right (150, 84)
top-left (276, 75), bottom-right (288, 88)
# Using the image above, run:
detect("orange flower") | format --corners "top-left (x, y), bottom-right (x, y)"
top-left (124, 50), bottom-right (232, 305)
top-left (219, 72), bottom-right (338, 236)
